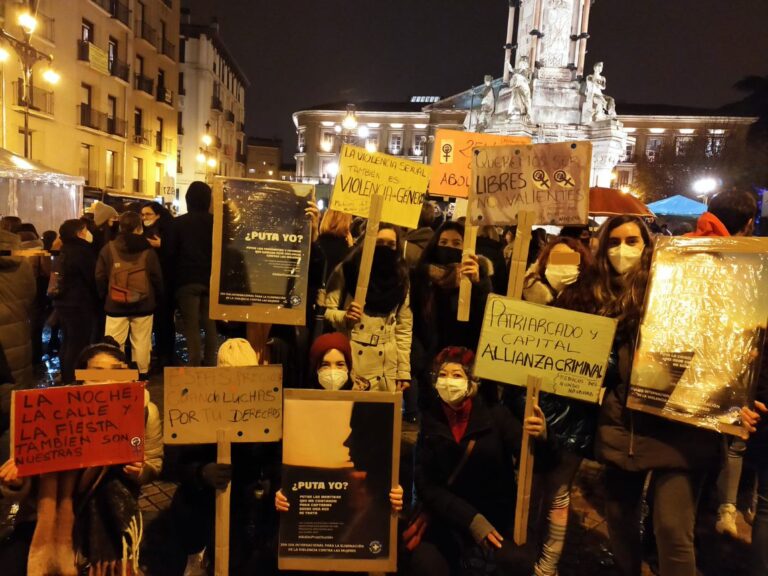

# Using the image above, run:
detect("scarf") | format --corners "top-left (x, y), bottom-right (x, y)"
top-left (427, 263), bottom-right (460, 291)
top-left (28, 472), bottom-right (78, 576)
top-left (343, 247), bottom-right (406, 315)
top-left (442, 398), bottom-right (473, 443)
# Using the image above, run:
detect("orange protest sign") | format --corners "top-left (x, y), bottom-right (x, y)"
top-left (11, 382), bottom-right (145, 477)
top-left (429, 129), bottom-right (530, 198)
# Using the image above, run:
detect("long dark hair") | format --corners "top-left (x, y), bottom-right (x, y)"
top-left (525, 236), bottom-right (599, 314)
top-left (594, 215), bottom-right (654, 340)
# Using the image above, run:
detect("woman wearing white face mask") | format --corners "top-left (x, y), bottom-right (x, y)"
top-left (518, 237), bottom-right (600, 576)
top-left (409, 347), bottom-right (548, 576)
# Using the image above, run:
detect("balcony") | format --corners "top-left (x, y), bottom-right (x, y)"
top-left (13, 82), bottom-right (54, 116)
top-left (211, 96), bottom-right (223, 112)
top-left (132, 129), bottom-right (153, 146)
top-left (134, 74), bottom-right (154, 96)
top-left (224, 110), bottom-right (235, 124)
top-left (111, 0), bottom-right (130, 27)
top-left (161, 38), bottom-right (175, 60)
top-left (156, 85), bottom-right (173, 106)
top-left (155, 133), bottom-right (173, 153)
top-left (236, 121), bottom-right (245, 134)
top-left (77, 40), bottom-right (89, 62)
top-left (110, 57), bottom-right (130, 83)
top-left (236, 152), bottom-right (247, 164)
top-left (135, 19), bottom-right (158, 49)
top-left (78, 105), bottom-right (126, 137)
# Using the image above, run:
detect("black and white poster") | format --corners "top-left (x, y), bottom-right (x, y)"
top-left (629, 236), bottom-right (768, 435)
top-left (278, 390), bottom-right (401, 572)
top-left (210, 177), bottom-right (314, 325)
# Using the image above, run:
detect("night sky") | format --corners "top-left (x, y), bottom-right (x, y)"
top-left (184, 0), bottom-right (768, 159)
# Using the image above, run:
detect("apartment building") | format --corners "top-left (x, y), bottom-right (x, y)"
top-left (0, 0), bottom-right (179, 202)
top-left (176, 13), bottom-right (248, 204)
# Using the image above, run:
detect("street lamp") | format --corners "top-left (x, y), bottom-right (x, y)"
top-left (0, 13), bottom-right (61, 158)
top-left (692, 176), bottom-right (718, 204)
top-left (197, 121), bottom-right (218, 183)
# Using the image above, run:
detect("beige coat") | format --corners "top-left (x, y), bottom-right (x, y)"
top-left (324, 265), bottom-right (412, 391)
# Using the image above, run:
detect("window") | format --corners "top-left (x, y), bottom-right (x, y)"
top-left (160, 21), bottom-right (166, 46)
top-left (79, 144), bottom-right (92, 184)
top-left (80, 83), bottom-right (92, 107)
top-left (106, 150), bottom-right (117, 188)
top-left (645, 136), bottom-right (664, 162)
top-left (177, 111), bottom-right (183, 134)
top-left (132, 157), bottom-right (143, 192)
top-left (108, 37), bottom-right (118, 71)
top-left (320, 131), bottom-right (335, 153)
top-left (179, 39), bottom-right (186, 63)
top-left (365, 133), bottom-right (379, 152)
top-left (389, 132), bottom-right (403, 154)
top-left (156, 117), bottom-right (164, 151)
top-left (297, 157), bottom-right (305, 178)
top-left (621, 142), bottom-right (636, 162)
top-left (135, 54), bottom-right (144, 76)
top-left (155, 163), bottom-right (163, 195)
top-left (81, 19), bottom-right (94, 43)
top-left (134, 107), bottom-right (143, 140)
top-left (707, 137), bottom-right (725, 158)
top-left (178, 72), bottom-right (184, 94)
top-left (107, 95), bottom-right (117, 133)
top-left (675, 136), bottom-right (694, 157)
top-left (136, 1), bottom-right (145, 24)
top-left (158, 69), bottom-right (165, 90)
top-left (297, 130), bottom-right (306, 151)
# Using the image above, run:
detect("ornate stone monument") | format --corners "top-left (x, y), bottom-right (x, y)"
top-left (436, 0), bottom-right (627, 186)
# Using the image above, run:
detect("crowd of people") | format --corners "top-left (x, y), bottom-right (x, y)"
top-left (0, 182), bottom-right (766, 576)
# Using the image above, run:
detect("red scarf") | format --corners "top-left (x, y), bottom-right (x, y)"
top-left (442, 398), bottom-right (473, 443)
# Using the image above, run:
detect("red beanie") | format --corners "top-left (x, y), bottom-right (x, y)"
top-left (309, 333), bottom-right (353, 375)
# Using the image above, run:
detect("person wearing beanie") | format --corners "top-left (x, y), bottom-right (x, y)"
top-left (307, 332), bottom-right (355, 390)
top-left (166, 181), bottom-right (218, 367)
top-left (409, 346), bottom-right (549, 576)
top-left (89, 201), bottom-right (120, 252)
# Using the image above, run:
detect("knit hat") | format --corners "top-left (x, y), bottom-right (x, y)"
top-left (91, 201), bottom-right (119, 227)
top-left (218, 338), bottom-right (260, 367)
top-left (308, 333), bottom-right (353, 375)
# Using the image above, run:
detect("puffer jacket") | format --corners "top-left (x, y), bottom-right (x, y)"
top-left (0, 230), bottom-right (35, 387)
top-left (324, 264), bottom-right (412, 390)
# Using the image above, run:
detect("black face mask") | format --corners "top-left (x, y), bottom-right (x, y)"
top-left (433, 246), bottom-right (462, 266)
top-left (373, 245), bottom-right (398, 269)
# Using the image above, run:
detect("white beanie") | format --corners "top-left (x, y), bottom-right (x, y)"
top-left (92, 201), bottom-right (119, 227)
top-left (217, 338), bottom-right (260, 367)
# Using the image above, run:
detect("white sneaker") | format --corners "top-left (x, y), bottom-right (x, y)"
top-left (183, 549), bottom-right (208, 576)
top-left (715, 503), bottom-right (739, 537)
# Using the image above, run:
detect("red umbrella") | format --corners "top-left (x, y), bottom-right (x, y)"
top-left (589, 187), bottom-right (654, 217)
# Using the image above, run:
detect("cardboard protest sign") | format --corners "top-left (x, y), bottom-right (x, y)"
top-left (210, 177), bottom-right (313, 325)
top-left (429, 129), bottom-right (530, 198)
top-left (278, 390), bottom-right (401, 573)
top-left (629, 237), bottom-right (768, 435)
top-left (163, 366), bottom-right (283, 444)
top-left (470, 141), bottom-right (591, 226)
top-left (475, 295), bottom-right (616, 403)
top-left (330, 144), bottom-right (430, 229)
top-left (12, 382), bottom-right (145, 477)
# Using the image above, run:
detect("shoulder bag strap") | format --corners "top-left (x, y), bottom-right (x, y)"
top-left (447, 438), bottom-right (476, 486)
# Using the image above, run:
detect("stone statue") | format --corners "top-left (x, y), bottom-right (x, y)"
top-left (463, 75), bottom-right (496, 132)
top-left (507, 56), bottom-right (533, 123)
top-left (582, 61), bottom-right (617, 123)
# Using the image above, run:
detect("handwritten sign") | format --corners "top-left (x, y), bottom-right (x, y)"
top-left (429, 129), bottom-right (530, 198)
top-left (12, 382), bottom-right (145, 477)
top-left (470, 141), bottom-right (591, 226)
top-left (474, 296), bottom-right (616, 402)
top-left (164, 366), bottom-right (283, 444)
top-left (330, 144), bottom-right (430, 229)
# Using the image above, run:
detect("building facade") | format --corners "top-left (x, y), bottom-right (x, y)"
top-left (0, 0), bottom-right (180, 201)
top-left (246, 136), bottom-right (280, 179)
top-left (176, 14), bottom-right (247, 208)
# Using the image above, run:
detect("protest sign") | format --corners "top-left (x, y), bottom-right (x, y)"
top-left (470, 141), bottom-right (591, 226)
top-left (163, 366), bottom-right (283, 444)
top-left (330, 144), bottom-right (430, 229)
top-left (12, 382), bottom-right (145, 477)
top-left (429, 129), bottom-right (530, 198)
top-left (475, 295), bottom-right (617, 403)
top-left (210, 177), bottom-right (313, 325)
top-left (629, 237), bottom-right (768, 435)
top-left (278, 389), bottom-right (401, 573)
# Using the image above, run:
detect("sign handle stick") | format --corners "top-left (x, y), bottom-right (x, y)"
top-left (513, 375), bottom-right (541, 546)
top-left (457, 203), bottom-right (479, 322)
top-left (353, 194), bottom-right (384, 308)
top-left (506, 210), bottom-right (535, 300)
top-left (215, 429), bottom-right (232, 576)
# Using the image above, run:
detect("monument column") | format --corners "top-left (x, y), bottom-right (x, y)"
top-left (576, 0), bottom-right (592, 75)
top-left (528, 0), bottom-right (544, 68)
top-left (502, 0), bottom-right (518, 83)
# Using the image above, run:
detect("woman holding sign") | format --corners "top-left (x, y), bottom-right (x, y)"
top-left (593, 216), bottom-right (718, 576)
top-left (324, 224), bottom-right (412, 392)
top-left (408, 346), bottom-right (549, 576)
top-left (518, 236), bottom-right (599, 576)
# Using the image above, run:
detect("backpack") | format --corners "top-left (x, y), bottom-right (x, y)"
top-left (107, 242), bottom-right (150, 305)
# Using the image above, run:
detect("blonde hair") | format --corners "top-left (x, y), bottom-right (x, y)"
top-left (319, 209), bottom-right (353, 238)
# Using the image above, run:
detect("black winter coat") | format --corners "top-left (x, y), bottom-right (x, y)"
top-left (315, 234), bottom-right (350, 284)
top-left (415, 395), bottom-right (524, 535)
top-left (165, 211), bottom-right (213, 288)
top-left (53, 237), bottom-right (99, 312)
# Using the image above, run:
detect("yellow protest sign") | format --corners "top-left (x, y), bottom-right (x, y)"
top-left (429, 129), bottom-right (530, 199)
top-left (470, 141), bottom-right (592, 226)
top-left (474, 296), bottom-right (616, 403)
top-left (330, 144), bottom-right (430, 229)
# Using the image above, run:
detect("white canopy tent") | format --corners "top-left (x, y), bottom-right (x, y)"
top-left (0, 149), bottom-right (84, 234)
